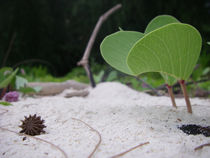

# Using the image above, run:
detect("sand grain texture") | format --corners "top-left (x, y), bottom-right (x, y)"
top-left (0, 82), bottom-right (210, 158)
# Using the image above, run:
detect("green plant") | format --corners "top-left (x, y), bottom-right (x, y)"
top-left (0, 67), bottom-right (41, 97)
top-left (0, 101), bottom-right (12, 106)
top-left (100, 15), bottom-right (202, 113)
top-left (0, 67), bottom-right (19, 89)
top-left (15, 75), bottom-right (42, 94)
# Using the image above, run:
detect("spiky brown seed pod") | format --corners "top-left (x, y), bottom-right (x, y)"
top-left (19, 114), bottom-right (46, 136)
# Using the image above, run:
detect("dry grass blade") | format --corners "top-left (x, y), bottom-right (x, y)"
top-left (0, 127), bottom-right (68, 158)
top-left (110, 142), bottom-right (150, 158)
top-left (71, 118), bottom-right (102, 158)
top-left (194, 143), bottom-right (210, 151)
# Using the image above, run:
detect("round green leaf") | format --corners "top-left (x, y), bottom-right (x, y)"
top-left (145, 15), bottom-right (180, 34)
top-left (127, 23), bottom-right (202, 80)
top-left (145, 15), bottom-right (180, 85)
top-left (100, 31), bottom-right (144, 75)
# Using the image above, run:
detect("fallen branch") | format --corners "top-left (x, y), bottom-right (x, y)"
top-left (27, 80), bottom-right (88, 95)
top-left (65, 90), bottom-right (89, 98)
top-left (194, 142), bottom-right (210, 151)
top-left (77, 4), bottom-right (122, 88)
top-left (110, 142), bottom-right (150, 158)
top-left (0, 127), bottom-right (68, 158)
top-left (71, 118), bottom-right (102, 158)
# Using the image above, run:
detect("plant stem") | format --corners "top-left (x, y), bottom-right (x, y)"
top-left (166, 84), bottom-right (177, 108)
top-left (179, 80), bottom-right (192, 113)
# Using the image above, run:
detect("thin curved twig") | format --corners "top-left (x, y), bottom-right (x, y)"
top-left (2, 32), bottom-right (16, 67)
top-left (0, 127), bottom-right (68, 158)
top-left (194, 143), bottom-right (210, 151)
top-left (13, 58), bottom-right (57, 75)
top-left (110, 142), bottom-right (150, 158)
top-left (71, 118), bottom-right (102, 158)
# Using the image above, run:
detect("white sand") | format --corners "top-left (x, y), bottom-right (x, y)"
top-left (0, 82), bottom-right (210, 158)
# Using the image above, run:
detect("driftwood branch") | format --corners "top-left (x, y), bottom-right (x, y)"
top-left (27, 80), bottom-right (88, 95)
top-left (65, 90), bottom-right (89, 98)
top-left (77, 4), bottom-right (122, 88)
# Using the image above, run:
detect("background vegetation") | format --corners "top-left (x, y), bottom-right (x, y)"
top-left (0, 0), bottom-right (209, 97)
top-left (0, 0), bottom-right (210, 76)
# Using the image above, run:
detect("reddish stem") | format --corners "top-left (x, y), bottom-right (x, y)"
top-left (179, 80), bottom-right (192, 113)
top-left (166, 84), bottom-right (177, 108)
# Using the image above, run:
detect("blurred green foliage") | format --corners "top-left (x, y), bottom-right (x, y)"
top-left (0, 0), bottom-right (210, 76)
top-left (0, 67), bottom-right (19, 89)
top-left (16, 63), bottom-right (210, 97)
top-left (0, 101), bottom-right (12, 106)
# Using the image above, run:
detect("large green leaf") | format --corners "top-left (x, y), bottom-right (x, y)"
top-left (145, 15), bottom-right (180, 85)
top-left (100, 31), bottom-right (144, 75)
top-left (127, 23), bottom-right (202, 80)
top-left (15, 75), bottom-right (28, 89)
top-left (0, 68), bottom-right (19, 89)
top-left (0, 67), bottom-right (13, 83)
top-left (145, 15), bottom-right (180, 33)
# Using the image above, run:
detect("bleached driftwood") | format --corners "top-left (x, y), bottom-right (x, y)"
top-left (77, 4), bottom-right (122, 87)
top-left (27, 80), bottom-right (89, 96)
top-left (65, 90), bottom-right (89, 98)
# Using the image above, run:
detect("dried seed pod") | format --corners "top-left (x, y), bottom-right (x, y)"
top-left (19, 114), bottom-right (46, 136)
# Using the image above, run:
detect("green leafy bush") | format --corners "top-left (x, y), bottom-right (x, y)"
top-left (0, 67), bottom-right (41, 97)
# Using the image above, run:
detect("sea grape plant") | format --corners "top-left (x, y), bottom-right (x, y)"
top-left (100, 15), bottom-right (202, 113)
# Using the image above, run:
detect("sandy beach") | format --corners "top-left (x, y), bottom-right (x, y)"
top-left (0, 82), bottom-right (210, 158)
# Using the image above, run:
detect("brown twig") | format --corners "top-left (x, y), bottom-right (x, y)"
top-left (135, 76), bottom-right (161, 96)
top-left (179, 80), bottom-right (192, 113)
top-left (77, 4), bottom-right (122, 88)
top-left (194, 142), bottom-right (210, 151)
top-left (0, 127), bottom-right (68, 158)
top-left (71, 118), bottom-right (102, 158)
top-left (110, 142), bottom-right (150, 158)
top-left (2, 32), bottom-right (17, 67)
